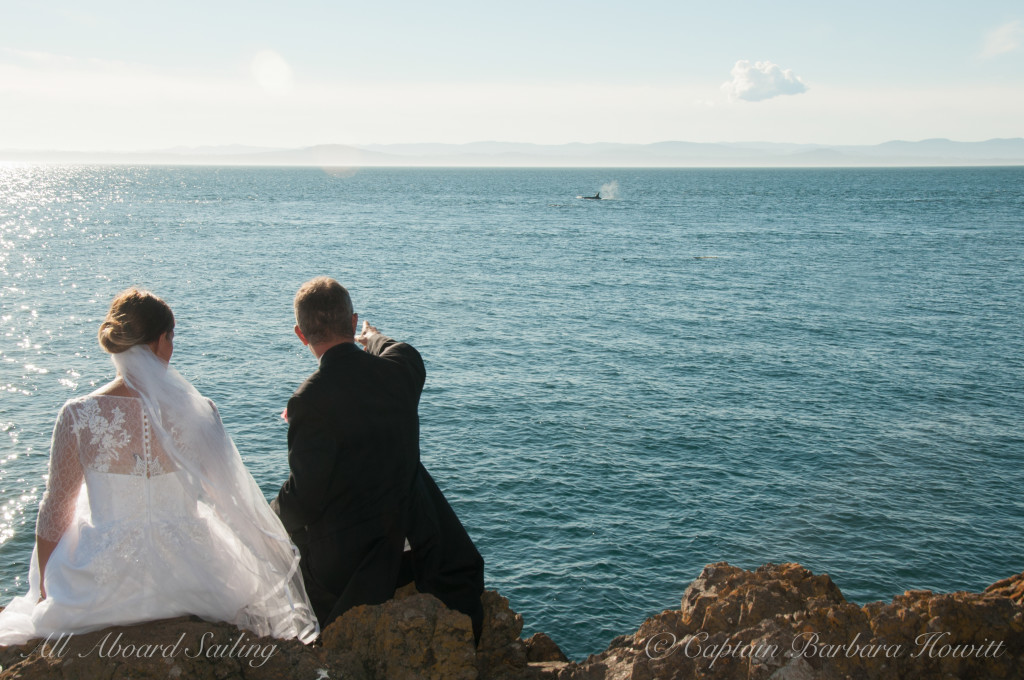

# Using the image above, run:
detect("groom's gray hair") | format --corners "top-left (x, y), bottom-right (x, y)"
top-left (294, 277), bottom-right (354, 344)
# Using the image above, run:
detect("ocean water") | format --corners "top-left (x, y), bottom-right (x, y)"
top-left (1, 165), bottom-right (1022, 659)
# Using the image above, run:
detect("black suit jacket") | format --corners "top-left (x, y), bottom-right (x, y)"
top-left (276, 335), bottom-right (424, 543)
top-left (274, 335), bottom-right (483, 638)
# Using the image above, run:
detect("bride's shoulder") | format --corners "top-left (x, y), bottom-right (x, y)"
top-left (62, 392), bottom-right (102, 408)
top-left (62, 385), bottom-right (140, 413)
top-left (54, 393), bottom-right (99, 425)
top-left (61, 392), bottom-right (120, 412)
top-left (88, 379), bottom-right (140, 399)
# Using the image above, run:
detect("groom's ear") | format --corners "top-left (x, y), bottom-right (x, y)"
top-left (351, 313), bottom-right (358, 337)
top-left (294, 324), bottom-right (310, 346)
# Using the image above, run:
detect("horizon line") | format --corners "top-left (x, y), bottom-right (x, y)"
top-left (4, 136), bottom-right (1024, 156)
top-left (3, 138), bottom-right (1023, 169)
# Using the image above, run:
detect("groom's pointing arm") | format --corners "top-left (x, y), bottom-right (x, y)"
top-left (361, 328), bottom-right (426, 394)
top-left (274, 395), bottom-right (338, 536)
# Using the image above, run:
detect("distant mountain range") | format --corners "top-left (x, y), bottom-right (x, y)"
top-left (3, 139), bottom-right (1023, 167)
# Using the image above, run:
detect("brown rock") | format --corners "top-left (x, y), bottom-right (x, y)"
top-left (321, 592), bottom-right (477, 680)
top-left (679, 562), bottom-right (847, 634)
top-left (524, 660), bottom-right (573, 679)
top-left (476, 590), bottom-right (528, 680)
top-left (987, 572), bottom-right (1024, 605)
top-left (862, 587), bottom-right (1024, 679)
top-left (524, 632), bottom-right (569, 663)
top-left (555, 563), bottom-right (1024, 680)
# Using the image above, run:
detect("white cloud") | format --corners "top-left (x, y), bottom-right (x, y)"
top-left (721, 60), bottom-right (807, 102)
top-left (980, 20), bottom-right (1023, 59)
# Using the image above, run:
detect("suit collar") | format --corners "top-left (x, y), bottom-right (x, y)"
top-left (318, 341), bottom-right (360, 368)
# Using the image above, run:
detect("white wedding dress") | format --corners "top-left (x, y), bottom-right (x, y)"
top-left (0, 347), bottom-right (318, 646)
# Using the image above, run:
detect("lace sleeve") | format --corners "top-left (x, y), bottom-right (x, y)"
top-left (35, 404), bottom-right (84, 542)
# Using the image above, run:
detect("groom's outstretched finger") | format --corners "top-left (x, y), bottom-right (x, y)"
top-left (356, 321), bottom-right (380, 346)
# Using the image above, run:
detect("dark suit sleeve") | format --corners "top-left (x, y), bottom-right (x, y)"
top-left (274, 393), bottom-right (338, 535)
top-left (365, 334), bottom-right (426, 393)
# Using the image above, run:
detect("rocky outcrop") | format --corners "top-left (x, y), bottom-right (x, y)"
top-left (538, 563), bottom-right (1024, 680)
top-left (2, 564), bottom-right (1022, 680)
top-left (476, 590), bottom-right (529, 680)
top-left (525, 632), bottom-right (570, 663)
top-left (321, 593), bottom-right (478, 680)
top-left (987, 572), bottom-right (1024, 605)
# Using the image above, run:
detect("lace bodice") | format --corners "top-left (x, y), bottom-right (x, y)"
top-left (35, 394), bottom-right (188, 542)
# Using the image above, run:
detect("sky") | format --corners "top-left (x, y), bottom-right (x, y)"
top-left (1, 0), bottom-right (1023, 151)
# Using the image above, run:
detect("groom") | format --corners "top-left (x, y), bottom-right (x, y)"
top-left (273, 277), bottom-right (485, 640)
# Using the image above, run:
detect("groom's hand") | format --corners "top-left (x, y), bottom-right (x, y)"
top-left (356, 320), bottom-right (381, 348)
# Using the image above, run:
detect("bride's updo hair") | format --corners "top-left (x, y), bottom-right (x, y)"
top-left (98, 288), bottom-right (175, 354)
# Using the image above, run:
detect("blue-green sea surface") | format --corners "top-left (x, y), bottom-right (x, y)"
top-left (1, 166), bottom-right (1022, 659)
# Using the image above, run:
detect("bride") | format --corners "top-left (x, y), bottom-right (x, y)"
top-left (0, 289), bottom-right (318, 646)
